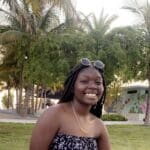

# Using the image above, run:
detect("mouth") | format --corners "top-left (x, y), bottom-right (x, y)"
top-left (85, 93), bottom-right (97, 99)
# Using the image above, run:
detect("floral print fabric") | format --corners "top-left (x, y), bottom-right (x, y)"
top-left (49, 133), bottom-right (98, 150)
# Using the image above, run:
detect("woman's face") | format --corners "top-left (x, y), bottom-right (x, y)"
top-left (73, 67), bottom-right (104, 106)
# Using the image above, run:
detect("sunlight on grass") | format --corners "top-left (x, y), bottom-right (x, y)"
top-left (0, 123), bottom-right (150, 150)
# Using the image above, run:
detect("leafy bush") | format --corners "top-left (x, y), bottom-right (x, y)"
top-left (102, 114), bottom-right (128, 121)
top-left (2, 93), bottom-right (14, 109)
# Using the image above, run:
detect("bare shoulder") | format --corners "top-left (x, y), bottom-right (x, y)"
top-left (37, 103), bottom-right (65, 125)
top-left (95, 118), bottom-right (109, 136)
top-left (95, 118), bottom-right (111, 150)
top-left (97, 118), bottom-right (107, 129)
top-left (30, 103), bottom-right (67, 150)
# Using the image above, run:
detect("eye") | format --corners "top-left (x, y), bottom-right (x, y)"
top-left (95, 81), bottom-right (102, 85)
top-left (80, 80), bottom-right (88, 84)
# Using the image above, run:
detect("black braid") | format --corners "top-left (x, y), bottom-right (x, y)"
top-left (60, 64), bottom-right (87, 102)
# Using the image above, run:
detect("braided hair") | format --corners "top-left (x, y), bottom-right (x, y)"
top-left (59, 62), bottom-right (106, 118)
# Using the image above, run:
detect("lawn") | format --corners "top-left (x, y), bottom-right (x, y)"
top-left (108, 125), bottom-right (150, 150)
top-left (0, 123), bottom-right (33, 150)
top-left (0, 123), bottom-right (150, 150)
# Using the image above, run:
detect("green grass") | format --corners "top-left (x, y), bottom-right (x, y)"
top-left (108, 125), bottom-right (150, 150)
top-left (0, 123), bottom-right (150, 150)
top-left (0, 123), bottom-right (33, 150)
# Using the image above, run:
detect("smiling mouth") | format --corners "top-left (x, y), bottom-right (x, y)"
top-left (85, 93), bottom-right (97, 98)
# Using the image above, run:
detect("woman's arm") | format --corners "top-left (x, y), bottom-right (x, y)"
top-left (98, 122), bottom-right (111, 150)
top-left (30, 106), bottom-right (60, 150)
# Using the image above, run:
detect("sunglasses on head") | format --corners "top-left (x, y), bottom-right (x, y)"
top-left (80, 58), bottom-right (105, 71)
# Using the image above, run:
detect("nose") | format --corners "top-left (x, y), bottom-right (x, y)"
top-left (88, 81), bottom-right (97, 89)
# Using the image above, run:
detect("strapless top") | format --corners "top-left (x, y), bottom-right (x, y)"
top-left (49, 133), bottom-right (98, 150)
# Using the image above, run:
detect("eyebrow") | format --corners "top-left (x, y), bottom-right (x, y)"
top-left (79, 74), bottom-right (102, 79)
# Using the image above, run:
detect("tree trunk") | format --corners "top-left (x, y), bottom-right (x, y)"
top-left (38, 88), bottom-right (44, 110)
top-left (18, 64), bottom-right (24, 114)
top-left (30, 84), bottom-right (35, 115)
top-left (7, 83), bottom-right (11, 109)
top-left (34, 85), bottom-right (39, 113)
top-left (22, 86), bottom-right (30, 116)
top-left (18, 84), bottom-right (23, 114)
top-left (16, 87), bottom-right (19, 112)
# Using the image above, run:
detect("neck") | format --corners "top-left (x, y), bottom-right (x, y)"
top-left (71, 101), bottom-right (91, 116)
top-left (71, 102), bottom-right (88, 135)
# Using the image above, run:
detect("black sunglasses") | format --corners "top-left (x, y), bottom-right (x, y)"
top-left (80, 58), bottom-right (105, 71)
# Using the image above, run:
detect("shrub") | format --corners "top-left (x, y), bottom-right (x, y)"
top-left (2, 93), bottom-right (14, 109)
top-left (102, 114), bottom-right (128, 121)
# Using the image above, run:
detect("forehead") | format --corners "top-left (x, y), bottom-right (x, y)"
top-left (77, 67), bottom-right (102, 79)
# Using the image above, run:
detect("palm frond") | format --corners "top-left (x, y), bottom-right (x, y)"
top-left (0, 8), bottom-right (16, 19)
top-left (1, 0), bottom-right (36, 34)
top-left (39, 7), bottom-right (59, 31)
top-left (48, 0), bottom-right (77, 19)
top-left (77, 12), bottom-right (94, 32)
top-left (122, 6), bottom-right (141, 14)
top-left (2, 0), bottom-right (21, 16)
top-left (26, 0), bottom-right (45, 16)
top-left (90, 10), bottom-right (117, 35)
top-left (104, 15), bottom-right (118, 27)
top-left (22, 0), bottom-right (30, 13)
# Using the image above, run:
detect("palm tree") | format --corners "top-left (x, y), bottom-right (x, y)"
top-left (81, 9), bottom-right (117, 55)
top-left (123, 0), bottom-right (150, 125)
top-left (0, 0), bottom-right (76, 114)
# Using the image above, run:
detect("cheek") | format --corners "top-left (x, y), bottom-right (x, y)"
top-left (98, 85), bottom-right (104, 94)
top-left (74, 85), bottom-right (84, 94)
top-left (74, 81), bottom-right (86, 91)
top-left (74, 83), bottom-right (82, 94)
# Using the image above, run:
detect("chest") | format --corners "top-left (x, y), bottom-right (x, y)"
top-left (58, 112), bottom-right (101, 137)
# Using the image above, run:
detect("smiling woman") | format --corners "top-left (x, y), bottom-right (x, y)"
top-left (30, 58), bottom-right (111, 150)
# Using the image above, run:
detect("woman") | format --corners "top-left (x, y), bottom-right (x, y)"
top-left (30, 58), bottom-right (111, 150)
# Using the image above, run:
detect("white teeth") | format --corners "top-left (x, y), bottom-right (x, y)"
top-left (85, 93), bottom-right (96, 97)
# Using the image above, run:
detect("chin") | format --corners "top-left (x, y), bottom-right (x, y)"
top-left (86, 99), bottom-right (98, 105)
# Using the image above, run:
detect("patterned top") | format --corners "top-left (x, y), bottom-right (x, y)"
top-left (49, 133), bottom-right (98, 150)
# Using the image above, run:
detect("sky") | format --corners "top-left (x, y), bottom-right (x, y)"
top-left (75, 0), bottom-right (143, 28)
top-left (0, 0), bottom-right (146, 27)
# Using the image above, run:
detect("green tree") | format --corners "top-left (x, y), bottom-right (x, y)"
top-left (104, 26), bottom-right (145, 109)
top-left (108, 26), bottom-right (144, 81)
top-left (0, 0), bottom-right (76, 115)
top-left (2, 93), bottom-right (14, 109)
top-left (83, 9), bottom-right (118, 55)
top-left (78, 10), bottom-right (126, 85)
top-left (123, 0), bottom-right (150, 125)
